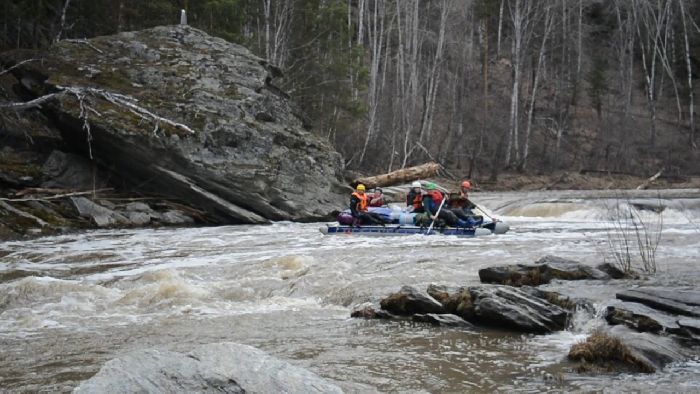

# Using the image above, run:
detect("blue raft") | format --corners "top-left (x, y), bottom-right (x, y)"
top-left (319, 224), bottom-right (495, 237)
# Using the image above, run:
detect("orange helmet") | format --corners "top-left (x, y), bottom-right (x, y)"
top-left (461, 180), bottom-right (472, 189)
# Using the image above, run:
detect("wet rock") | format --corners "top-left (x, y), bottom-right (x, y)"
top-left (74, 342), bottom-right (343, 393)
top-left (478, 255), bottom-right (610, 286)
top-left (156, 210), bottom-right (194, 225)
top-left (41, 150), bottom-right (101, 190)
top-left (616, 288), bottom-right (700, 317)
top-left (127, 211), bottom-right (151, 226)
top-left (380, 286), bottom-right (446, 316)
top-left (605, 301), bottom-right (684, 335)
top-left (596, 262), bottom-right (635, 279)
top-left (125, 202), bottom-right (152, 212)
top-left (518, 286), bottom-right (592, 312)
top-left (412, 313), bottom-right (474, 328)
top-left (568, 326), bottom-right (687, 373)
top-left (469, 285), bottom-right (569, 333)
top-left (3, 26), bottom-right (346, 224)
top-left (350, 303), bottom-right (395, 319)
top-left (71, 197), bottom-right (129, 227)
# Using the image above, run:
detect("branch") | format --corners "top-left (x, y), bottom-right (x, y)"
top-left (1, 86), bottom-right (196, 138)
top-left (0, 200), bottom-right (48, 227)
top-left (0, 93), bottom-right (60, 110)
top-left (0, 58), bottom-right (39, 76)
top-left (1, 188), bottom-right (113, 202)
top-left (62, 38), bottom-right (103, 54)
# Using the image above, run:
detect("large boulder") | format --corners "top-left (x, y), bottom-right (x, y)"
top-left (2, 26), bottom-right (346, 224)
top-left (478, 255), bottom-right (610, 286)
top-left (380, 286), bottom-right (446, 316)
top-left (468, 285), bottom-right (569, 333)
top-left (74, 342), bottom-right (343, 393)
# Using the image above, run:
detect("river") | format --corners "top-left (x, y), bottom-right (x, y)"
top-left (1, 190), bottom-right (699, 392)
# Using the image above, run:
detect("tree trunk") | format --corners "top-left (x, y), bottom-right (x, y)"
top-left (521, 6), bottom-right (553, 171)
top-left (679, 0), bottom-right (697, 148)
top-left (354, 162), bottom-right (441, 188)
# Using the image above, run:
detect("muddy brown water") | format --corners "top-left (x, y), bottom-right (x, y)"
top-left (1, 190), bottom-right (699, 392)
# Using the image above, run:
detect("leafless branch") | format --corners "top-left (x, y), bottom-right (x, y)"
top-left (1, 188), bottom-right (113, 202)
top-left (63, 38), bottom-right (104, 54)
top-left (0, 93), bottom-right (60, 110)
top-left (0, 58), bottom-right (39, 76)
top-left (0, 201), bottom-right (48, 227)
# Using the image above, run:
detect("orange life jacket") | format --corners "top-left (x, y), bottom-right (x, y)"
top-left (352, 192), bottom-right (368, 212)
top-left (411, 193), bottom-right (423, 210)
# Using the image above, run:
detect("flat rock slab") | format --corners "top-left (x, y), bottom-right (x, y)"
top-left (616, 288), bottom-right (700, 317)
top-left (605, 301), bottom-right (682, 334)
top-left (609, 325), bottom-right (689, 372)
top-left (74, 342), bottom-right (343, 394)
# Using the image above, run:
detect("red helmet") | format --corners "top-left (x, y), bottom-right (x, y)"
top-left (461, 180), bottom-right (472, 189)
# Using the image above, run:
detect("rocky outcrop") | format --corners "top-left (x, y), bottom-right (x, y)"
top-left (616, 288), bottom-right (700, 317)
top-left (362, 284), bottom-right (570, 334)
top-left (478, 255), bottom-right (610, 286)
top-left (2, 25), bottom-right (346, 225)
top-left (605, 301), bottom-right (700, 342)
top-left (74, 342), bottom-right (343, 393)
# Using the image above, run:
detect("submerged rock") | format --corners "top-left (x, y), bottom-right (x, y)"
top-left (412, 313), bottom-right (474, 328)
top-left (73, 342), bottom-right (343, 393)
top-left (478, 255), bottom-right (610, 286)
top-left (2, 25), bottom-right (346, 224)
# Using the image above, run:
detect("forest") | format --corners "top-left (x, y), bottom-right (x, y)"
top-left (2, 0), bottom-right (699, 180)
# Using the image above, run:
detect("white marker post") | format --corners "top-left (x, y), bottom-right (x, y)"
top-left (180, 9), bottom-right (187, 25)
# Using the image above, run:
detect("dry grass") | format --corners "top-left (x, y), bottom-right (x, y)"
top-left (568, 330), bottom-right (654, 373)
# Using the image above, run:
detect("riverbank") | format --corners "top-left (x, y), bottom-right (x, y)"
top-left (460, 171), bottom-right (700, 192)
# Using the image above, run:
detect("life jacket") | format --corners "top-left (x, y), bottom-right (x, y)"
top-left (352, 192), bottom-right (368, 212)
top-left (427, 190), bottom-right (443, 206)
top-left (410, 192), bottom-right (423, 210)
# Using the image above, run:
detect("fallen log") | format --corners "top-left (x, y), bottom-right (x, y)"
top-left (636, 169), bottom-right (664, 190)
top-left (353, 162), bottom-right (441, 189)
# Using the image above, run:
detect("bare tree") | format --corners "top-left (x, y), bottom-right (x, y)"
top-left (521, 4), bottom-right (554, 170)
top-left (679, 0), bottom-right (697, 148)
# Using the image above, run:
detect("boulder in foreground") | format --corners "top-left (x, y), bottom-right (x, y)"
top-left (73, 342), bottom-right (343, 393)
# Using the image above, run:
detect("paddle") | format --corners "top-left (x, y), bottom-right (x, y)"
top-left (425, 196), bottom-right (446, 235)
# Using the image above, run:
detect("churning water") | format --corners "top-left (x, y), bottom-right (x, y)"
top-left (1, 189), bottom-right (699, 392)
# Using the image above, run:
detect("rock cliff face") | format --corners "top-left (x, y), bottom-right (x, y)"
top-left (2, 26), bottom-right (346, 224)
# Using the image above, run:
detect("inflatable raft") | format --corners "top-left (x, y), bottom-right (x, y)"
top-left (322, 206), bottom-right (509, 237)
top-left (319, 224), bottom-right (495, 237)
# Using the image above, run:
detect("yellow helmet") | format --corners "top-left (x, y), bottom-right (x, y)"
top-left (356, 184), bottom-right (366, 191)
